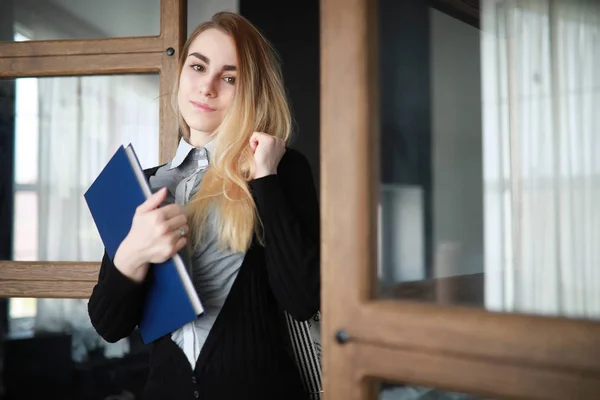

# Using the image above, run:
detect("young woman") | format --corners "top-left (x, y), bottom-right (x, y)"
top-left (87, 11), bottom-right (319, 400)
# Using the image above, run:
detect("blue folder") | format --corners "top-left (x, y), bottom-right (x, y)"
top-left (84, 144), bottom-right (203, 344)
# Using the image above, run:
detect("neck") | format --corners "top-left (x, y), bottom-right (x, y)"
top-left (188, 129), bottom-right (213, 148)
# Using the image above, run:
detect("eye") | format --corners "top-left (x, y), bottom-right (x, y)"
top-left (223, 76), bottom-right (236, 85)
top-left (191, 64), bottom-right (205, 72)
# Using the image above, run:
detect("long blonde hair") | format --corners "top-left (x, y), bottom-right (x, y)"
top-left (176, 12), bottom-right (292, 253)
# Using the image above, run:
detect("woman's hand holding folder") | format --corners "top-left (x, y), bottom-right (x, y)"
top-left (113, 187), bottom-right (189, 283)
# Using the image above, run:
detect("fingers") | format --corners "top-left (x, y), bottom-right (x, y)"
top-left (249, 136), bottom-right (259, 152)
top-left (250, 131), bottom-right (264, 141)
top-left (154, 234), bottom-right (187, 262)
top-left (169, 227), bottom-right (188, 243)
top-left (152, 215), bottom-right (189, 263)
top-left (137, 187), bottom-right (167, 213)
top-left (165, 214), bottom-right (188, 234)
top-left (251, 131), bottom-right (270, 143)
top-left (152, 207), bottom-right (187, 237)
top-left (166, 229), bottom-right (188, 254)
top-left (250, 132), bottom-right (281, 152)
top-left (160, 204), bottom-right (185, 220)
top-left (171, 235), bottom-right (188, 254)
top-left (249, 132), bottom-right (263, 152)
top-left (128, 188), bottom-right (192, 265)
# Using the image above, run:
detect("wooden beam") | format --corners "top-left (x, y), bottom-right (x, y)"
top-left (0, 35), bottom-right (164, 78)
top-left (0, 261), bottom-right (99, 282)
top-left (321, 0), bottom-right (379, 398)
top-left (0, 52), bottom-right (162, 78)
top-left (158, 0), bottom-right (187, 163)
top-left (355, 342), bottom-right (600, 400)
top-left (0, 36), bottom-right (162, 58)
top-left (0, 281), bottom-right (95, 299)
top-left (350, 301), bottom-right (600, 376)
top-left (0, 261), bottom-right (99, 298)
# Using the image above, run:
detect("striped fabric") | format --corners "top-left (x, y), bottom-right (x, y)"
top-left (285, 311), bottom-right (323, 400)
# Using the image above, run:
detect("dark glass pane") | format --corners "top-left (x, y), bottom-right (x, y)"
top-left (377, 0), bottom-right (600, 320)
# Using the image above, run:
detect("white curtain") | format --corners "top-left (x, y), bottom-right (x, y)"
top-left (33, 74), bottom-right (159, 361)
top-left (482, 0), bottom-right (600, 318)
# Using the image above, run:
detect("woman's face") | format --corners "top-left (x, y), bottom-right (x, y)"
top-left (178, 28), bottom-right (238, 136)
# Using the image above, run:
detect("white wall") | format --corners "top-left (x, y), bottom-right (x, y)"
top-left (430, 9), bottom-right (484, 277)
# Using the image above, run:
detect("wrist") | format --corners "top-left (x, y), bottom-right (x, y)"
top-left (254, 168), bottom-right (277, 179)
top-left (114, 238), bottom-right (148, 282)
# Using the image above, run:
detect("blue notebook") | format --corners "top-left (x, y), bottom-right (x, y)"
top-left (84, 144), bottom-right (203, 344)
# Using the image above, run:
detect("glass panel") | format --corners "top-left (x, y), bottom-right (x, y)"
top-left (14, 78), bottom-right (39, 185)
top-left (4, 74), bottom-right (160, 262)
top-left (187, 0), bottom-right (238, 36)
top-left (9, 298), bottom-right (37, 319)
top-left (377, 0), bottom-right (600, 319)
top-left (1, 0), bottom-right (160, 42)
top-left (2, 297), bottom-right (148, 400)
top-left (13, 191), bottom-right (38, 261)
top-left (380, 382), bottom-right (494, 400)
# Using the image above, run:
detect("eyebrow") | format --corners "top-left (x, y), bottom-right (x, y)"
top-left (188, 52), bottom-right (237, 71)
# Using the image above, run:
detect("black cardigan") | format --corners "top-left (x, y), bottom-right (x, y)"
top-left (87, 149), bottom-right (320, 400)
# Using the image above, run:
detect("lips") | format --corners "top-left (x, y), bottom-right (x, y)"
top-left (190, 101), bottom-right (216, 112)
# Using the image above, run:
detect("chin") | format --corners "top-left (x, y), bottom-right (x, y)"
top-left (190, 123), bottom-right (219, 133)
top-left (184, 116), bottom-right (220, 135)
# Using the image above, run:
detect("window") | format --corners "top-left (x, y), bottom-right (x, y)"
top-left (8, 33), bottom-right (161, 333)
top-left (11, 32), bottom-right (39, 327)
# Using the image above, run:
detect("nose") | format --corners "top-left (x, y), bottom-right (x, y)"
top-left (199, 75), bottom-right (217, 98)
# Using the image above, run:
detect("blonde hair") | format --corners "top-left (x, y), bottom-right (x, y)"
top-left (175, 12), bottom-right (292, 253)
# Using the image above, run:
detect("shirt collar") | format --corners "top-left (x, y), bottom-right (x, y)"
top-left (168, 137), bottom-right (215, 170)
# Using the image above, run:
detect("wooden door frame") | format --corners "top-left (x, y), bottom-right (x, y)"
top-left (320, 0), bottom-right (600, 399)
top-left (0, 0), bottom-right (186, 296)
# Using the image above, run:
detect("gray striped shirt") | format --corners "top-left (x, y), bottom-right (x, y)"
top-left (149, 138), bottom-right (244, 368)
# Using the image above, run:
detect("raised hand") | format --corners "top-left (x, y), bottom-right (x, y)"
top-left (249, 132), bottom-right (285, 179)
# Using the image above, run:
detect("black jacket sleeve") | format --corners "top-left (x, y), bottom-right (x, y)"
top-left (87, 252), bottom-right (148, 342)
top-left (248, 149), bottom-right (320, 321)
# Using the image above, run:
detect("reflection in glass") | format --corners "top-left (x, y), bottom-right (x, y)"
top-left (377, 1), bottom-right (600, 319)
top-left (380, 382), bottom-right (492, 400)
top-left (4, 298), bottom-right (148, 400)
top-left (4, 0), bottom-right (160, 41)
top-left (378, 1), bottom-right (484, 306)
